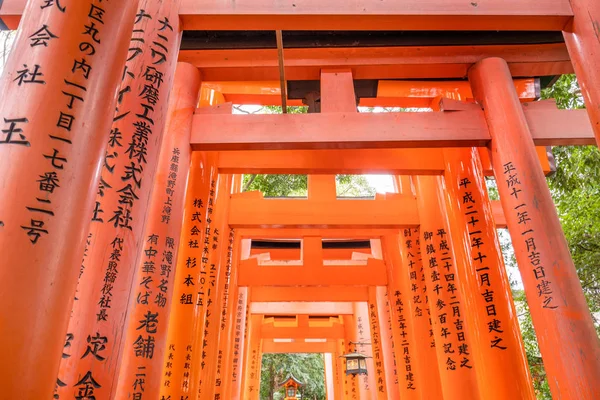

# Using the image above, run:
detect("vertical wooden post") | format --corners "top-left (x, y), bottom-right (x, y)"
top-left (414, 176), bottom-right (480, 400)
top-left (374, 286), bottom-right (400, 400)
top-left (158, 151), bottom-right (219, 399)
top-left (333, 340), bottom-right (345, 400)
top-left (56, 2), bottom-right (182, 398)
top-left (382, 233), bottom-right (441, 400)
top-left (325, 353), bottom-right (336, 400)
top-left (367, 287), bottom-right (389, 399)
top-left (0, 1), bottom-right (138, 397)
top-left (353, 302), bottom-right (376, 400)
top-left (563, 0), bottom-right (600, 145)
top-left (195, 176), bottom-right (234, 399)
top-left (469, 57), bottom-right (600, 398)
top-left (442, 147), bottom-right (536, 399)
top-left (230, 239), bottom-right (252, 399)
top-left (343, 315), bottom-right (360, 400)
top-left (214, 228), bottom-right (243, 399)
top-left (112, 62), bottom-right (201, 399)
top-left (242, 315), bottom-right (263, 400)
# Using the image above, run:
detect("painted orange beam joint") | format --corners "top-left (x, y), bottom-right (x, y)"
top-left (190, 108), bottom-right (595, 151)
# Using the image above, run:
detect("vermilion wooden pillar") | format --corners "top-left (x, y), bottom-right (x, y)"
top-left (158, 152), bottom-right (218, 399)
top-left (0, 1), bottom-right (137, 397)
top-left (563, 0), bottom-right (600, 145)
top-left (414, 176), bottom-right (480, 400)
top-left (353, 302), bottom-right (376, 400)
top-left (194, 175), bottom-right (234, 399)
top-left (374, 286), bottom-right (400, 399)
top-left (469, 57), bottom-right (600, 398)
top-left (366, 287), bottom-right (389, 399)
top-left (242, 315), bottom-right (263, 400)
top-left (382, 233), bottom-right (443, 400)
top-left (442, 148), bottom-right (535, 399)
top-left (228, 239), bottom-right (251, 400)
top-left (114, 62), bottom-right (202, 399)
top-left (325, 353), bottom-right (336, 400)
top-left (214, 229), bottom-right (242, 399)
top-left (56, 3), bottom-right (182, 397)
top-left (343, 315), bottom-right (360, 400)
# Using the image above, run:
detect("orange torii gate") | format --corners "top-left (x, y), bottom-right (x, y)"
top-left (1, 1), bottom-right (600, 399)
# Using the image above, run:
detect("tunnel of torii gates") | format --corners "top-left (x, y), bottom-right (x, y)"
top-left (3, 2), bottom-right (600, 400)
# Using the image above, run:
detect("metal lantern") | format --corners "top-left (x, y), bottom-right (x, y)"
top-left (341, 352), bottom-right (370, 376)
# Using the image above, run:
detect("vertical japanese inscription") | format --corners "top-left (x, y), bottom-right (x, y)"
top-left (502, 162), bottom-right (558, 310)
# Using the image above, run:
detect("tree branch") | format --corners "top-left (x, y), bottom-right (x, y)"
top-left (243, 174), bottom-right (257, 192)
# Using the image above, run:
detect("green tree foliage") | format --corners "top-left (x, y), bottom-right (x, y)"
top-left (260, 353), bottom-right (326, 400)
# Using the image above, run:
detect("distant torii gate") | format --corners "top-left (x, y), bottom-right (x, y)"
top-left (1, 1), bottom-right (600, 399)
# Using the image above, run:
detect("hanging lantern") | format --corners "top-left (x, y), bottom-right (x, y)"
top-left (341, 352), bottom-right (370, 376)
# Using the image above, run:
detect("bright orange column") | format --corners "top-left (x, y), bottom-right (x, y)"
top-left (400, 228), bottom-right (445, 400)
top-left (113, 62), bottom-right (202, 399)
top-left (343, 315), bottom-right (360, 400)
top-left (353, 302), bottom-right (376, 400)
top-left (563, 0), bottom-right (600, 144)
top-left (214, 227), bottom-right (242, 399)
top-left (231, 285), bottom-right (250, 399)
top-left (382, 232), bottom-right (443, 400)
top-left (442, 147), bottom-right (536, 399)
top-left (158, 151), bottom-right (218, 399)
top-left (242, 315), bottom-right (263, 400)
top-left (414, 176), bottom-right (480, 400)
top-left (325, 352), bottom-right (336, 400)
top-left (194, 176), bottom-right (233, 399)
top-left (0, 1), bottom-right (137, 397)
top-left (469, 57), bottom-right (600, 398)
top-left (333, 339), bottom-right (345, 400)
top-left (55, 3), bottom-right (182, 397)
top-left (367, 287), bottom-right (389, 399)
top-left (374, 286), bottom-right (400, 399)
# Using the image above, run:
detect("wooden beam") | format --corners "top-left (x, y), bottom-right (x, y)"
top-left (216, 146), bottom-right (553, 176)
top-left (182, 44), bottom-right (572, 81)
top-left (191, 108), bottom-right (595, 151)
top-left (262, 340), bottom-right (337, 354)
top-left (228, 193), bottom-right (419, 229)
top-left (260, 325), bottom-right (345, 340)
top-left (1, 0), bottom-right (572, 31)
top-left (250, 247), bottom-right (372, 260)
top-left (238, 257), bottom-right (388, 286)
top-left (251, 302), bottom-right (354, 315)
top-left (250, 286), bottom-right (370, 302)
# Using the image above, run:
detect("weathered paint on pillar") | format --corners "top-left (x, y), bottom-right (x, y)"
top-left (375, 287), bottom-right (400, 400)
top-left (114, 62), bottom-right (202, 400)
top-left (325, 353), bottom-right (336, 400)
top-left (158, 151), bottom-right (217, 398)
top-left (353, 302), bottom-right (376, 400)
top-left (442, 147), bottom-right (536, 400)
top-left (563, 0), bottom-right (600, 145)
top-left (0, 1), bottom-right (137, 397)
top-left (367, 287), bottom-right (389, 399)
top-left (469, 57), bottom-right (600, 398)
top-left (414, 176), bottom-right (480, 400)
top-left (56, 3), bottom-right (182, 397)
